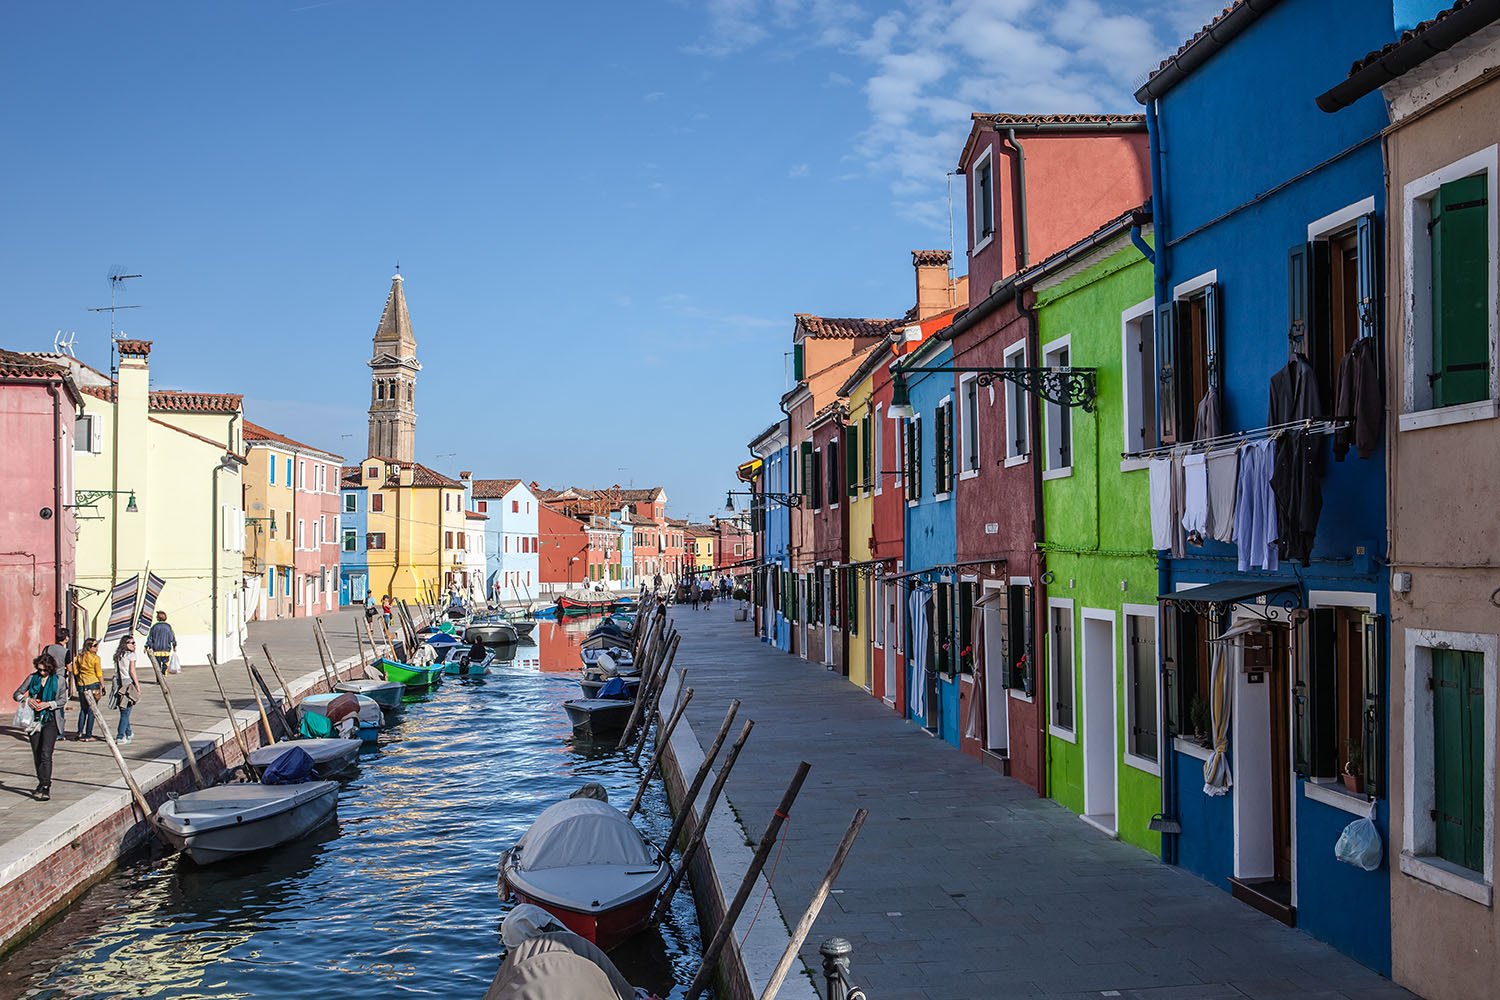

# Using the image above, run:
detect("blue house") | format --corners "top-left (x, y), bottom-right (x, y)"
top-left (893, 334), bottom-right (959, 744)
top-left (338, 467), bottom-right (368, 606)
top-left (1138, 0), bottom-right (1400, 972)
top-left (749, 420), bottom-right (792, 651)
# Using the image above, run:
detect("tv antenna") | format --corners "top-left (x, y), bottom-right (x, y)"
top-left (87, 267), bottom-right (142, 374)
top-left (52, 331), bottom-right (78, 358)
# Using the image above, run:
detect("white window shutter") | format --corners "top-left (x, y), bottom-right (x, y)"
top-left (237, 511), bottom-right (246, 552)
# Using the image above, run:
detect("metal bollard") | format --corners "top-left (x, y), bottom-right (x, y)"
top-left (820, 937), bottom-right (854, 1000)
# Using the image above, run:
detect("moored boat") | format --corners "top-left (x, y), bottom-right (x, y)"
top-left (440, 647), bottom-right (495, 675)
top-left (580, 645), bottom-right (634, 667)
top-left (377, 657), bottom-right (443, 693)
top-left (333, 677), bottom-right (405, 711)
top-left (561, 697), bottom-right (636, 737)
top-left (156, 780), bottom-right (340, 865)
top-left (247, 737), bottom-right (362, 776)
top-left (579, 675), bottom-right (639, 699)
top-left (465, 622), bottom-right (518, 645)
top-left (498, 797), bottom-right (670, 950)
top-left (300, 692), bottom-right (382, 742)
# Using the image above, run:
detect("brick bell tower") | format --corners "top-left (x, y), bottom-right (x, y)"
top-left (367, 271), bottom-right (421, 463)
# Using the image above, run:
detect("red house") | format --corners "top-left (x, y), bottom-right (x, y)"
top-left (944, 113), bottom-right (1150, 788)
top-left (807, 401), bottom-right (847, 671)
top-left (539, 504), bottom-right (588, 591)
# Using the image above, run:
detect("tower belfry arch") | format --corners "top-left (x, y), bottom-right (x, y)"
top-left (367, 272), bottom-right (421, 462)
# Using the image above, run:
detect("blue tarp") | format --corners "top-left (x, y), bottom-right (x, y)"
top-left (261, 746), bottom-right (316, 784)
top-left (598, 677), bottom-right (630, 699)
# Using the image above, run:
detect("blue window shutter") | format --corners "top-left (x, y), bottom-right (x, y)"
top-left (1155, 300), bottom-right (1177, 444)
top-left (1356, 213), bottom-right (1379, 341)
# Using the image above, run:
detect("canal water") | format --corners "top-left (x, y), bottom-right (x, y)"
top-left (0, 618), bottom-right (707, 999)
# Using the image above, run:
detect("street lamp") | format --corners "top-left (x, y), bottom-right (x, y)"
top-left (886, 359), bottom-right (1099, 417)
top-left (66, 489), bottom-right (139, 512)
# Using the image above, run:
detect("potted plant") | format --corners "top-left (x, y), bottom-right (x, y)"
top-left (1189, 696), bottom-right (1213, 747)
top-left (958, 644), bottom-right (974, 673)
top-left (1343, 740), bottom-right (1365, 794)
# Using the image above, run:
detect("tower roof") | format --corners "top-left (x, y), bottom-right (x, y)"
top-left (373, 272), bottom-right (416, 352)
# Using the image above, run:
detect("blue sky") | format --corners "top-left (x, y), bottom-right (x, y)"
top-left (5, 0), bottom-right (1239, 522)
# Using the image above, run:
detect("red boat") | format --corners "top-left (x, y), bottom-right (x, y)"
top-left (498, 798), bottom-right (671, 951)
top-left (556, 594), bottom-right (632, 615)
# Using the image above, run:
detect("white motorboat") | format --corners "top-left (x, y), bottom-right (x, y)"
top-left (156, 780), bottom-right (340, 865)
top-left (580, 645), bottom-right (634, 667)
top-left (247, 737), bottom-right (361, 776)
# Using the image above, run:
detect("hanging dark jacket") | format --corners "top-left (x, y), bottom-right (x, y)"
top-left (1268, 355), bottom-right (1322, 426)
top-left (1333, 337), bottom-right (1381, 460)
top-left (1270, 429), bottom-right (1324, 566)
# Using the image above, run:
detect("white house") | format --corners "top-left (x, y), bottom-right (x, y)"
top-left (471, 478), bottom-right (540, 604)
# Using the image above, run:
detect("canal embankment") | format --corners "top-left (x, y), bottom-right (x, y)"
top-left (0, 609), bottom-right (384, 956)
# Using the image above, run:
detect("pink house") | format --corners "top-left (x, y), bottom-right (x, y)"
top-left (242, 421), bottom-right (344, 619)
top-left (0, 350), bottom-right (82, 695)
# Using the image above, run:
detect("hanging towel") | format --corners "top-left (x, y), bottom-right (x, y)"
top-left (1149, 457), bottom-right (1174, 550)
top-left (1234, 439), bottom-right (1279, 572)
top-left (1205, 447), bottom-right (1240, 543)
top-left (1181, 453), bottom-right (1209, 543)
top-left (1170, 453), bottom-right (1188, 558)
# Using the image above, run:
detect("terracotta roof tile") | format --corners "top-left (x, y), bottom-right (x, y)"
top-left (1152, 3), bottom-right (1242, 75)
top-left (472, 478), bottom-right (524, 498)
top-left (911, 250), bottom-right (951, 267)
top-left (79, 384), bottom-right (244, 413)
top-left (116, 339), bottom-right (152, 356)
top-left (971, 112), bottom-right (1145, 128)
top-left (242, 419), bottom-right (343, 460)
top-left (1347, 0), bottom-right (1484, 75)
top-left (794, 315), bottom-right (902, 340)
top-left (0, 348), bottom-right (67, 379)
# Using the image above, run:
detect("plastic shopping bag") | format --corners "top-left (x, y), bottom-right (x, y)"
top-left (167, 651), bottom-right (182, 674)
top-left (12, 702), bottom-right (35, 731)
top-left (1334, 805), bottom-right (1384, 871)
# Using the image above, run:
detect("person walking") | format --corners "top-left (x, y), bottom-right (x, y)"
top-left (14, 653), bottom-right (67, 800)
top-left (381, 595), bottom-right (393, 631)
top-left (111, 636), bottom-right (140, 744)
top-left (71, 637), bottom-right (104, 741)
top-left (42, 627), bottom-right (70, 675)
top-left (145, 611), bottom-right (177, 677)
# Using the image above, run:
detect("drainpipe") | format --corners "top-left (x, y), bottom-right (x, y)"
top-left (1145, 100), bottom-right (1169, 324)
top-left (211, 456), bottom-right (234, 663)
top-left (1002, 129), bottom-right (1030, 270)
top-left (1130, 215), bottom-right (1155, 264)
top-left (292, 453), bottom-right (299, 618)
top-left (1018, 288), bottom-right (1047, 797)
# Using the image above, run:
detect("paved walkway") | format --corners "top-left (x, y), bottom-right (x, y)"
top-left (666, 603), bottom-right (1414, 1000)
top-left (0, 610), bottom-right (373, 846)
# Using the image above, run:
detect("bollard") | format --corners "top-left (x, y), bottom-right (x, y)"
top-left (820, 938), bottom-right (853, 1000)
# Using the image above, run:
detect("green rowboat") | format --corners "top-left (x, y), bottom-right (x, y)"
top-left (377, 657), bottom-right (442, 693)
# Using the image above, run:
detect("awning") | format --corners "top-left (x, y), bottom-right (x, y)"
top-left (1159, 578), bottom-right (1302, 624)
top-left (736, 457), bottom-right (763, 483)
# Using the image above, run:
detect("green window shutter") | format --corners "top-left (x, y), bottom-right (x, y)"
top-left (1361, 613), bottom-right (1385, 799)
top-left (1294, 610), bottom-right (1338, 778)
top-left (801, 442), bottom-right (813, 496)
top-left (845, 425), bottom-right (858, 493)
top-left (931, 406), bottom-right (944, 490)
top-left (861, 415), bottom-right (872, 488)
top-left (1433, 176), bottom-right (1490, 408)
top-left (849, 570), bottom-right (858, 636)
top-left (1433, 648), bottom-right (1485, 871)
top-left (794, 344), bottom-right (805, 381)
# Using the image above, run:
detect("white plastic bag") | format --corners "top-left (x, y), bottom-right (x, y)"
top-left (167, 651), bottom-right (182, 674)
top-left (1334, 805), bottom-right (1383, 871)
top-left (13, 701), bottom-right (35, 731)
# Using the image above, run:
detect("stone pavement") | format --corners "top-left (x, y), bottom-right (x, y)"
top-left (665, 603), bottom-right (1415, 1000)
top-left (0, 610), bottom-right (372, 846)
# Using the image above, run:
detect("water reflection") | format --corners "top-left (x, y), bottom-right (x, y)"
top-left (0, 615), bottom-right (705, 1000)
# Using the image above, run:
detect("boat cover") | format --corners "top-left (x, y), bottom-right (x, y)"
top-left (261, 746), bottom-right (316, 784)
top-left (597, 677), bottom-right (630, 699)
top-left (483, 930), bottom-right (634, 1000)
top-left (515, 800), bottom-right (653, 871)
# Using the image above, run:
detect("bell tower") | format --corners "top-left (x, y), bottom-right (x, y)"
top-left (367, 271), bottom-right (421, 462)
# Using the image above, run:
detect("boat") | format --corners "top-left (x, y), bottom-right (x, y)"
top-left (498, 797), bottom-right (671, 950)
top-left (300, 692), bottom-right (382, 742)
top-left (579, 675), bottom-right (639, 699)
top-left (441, 647), bottom-right (495, 676)
top-left (377, 657), bottom-right (443, 694)
top-left (333, 677), bottom-right (405, 712)
top-left (555, 593), bottom-right (618, 616)
top-left (562, 677), bottom-right (637, 736)
top-left (581, 645), bottom-right (634, 667)
top-left (247, 737), bottom-right (362, 776)
top-left (465, 621), bottom-right (519, 645)
top-left (503, 615), bottom-right (538, 637)
top-left (420, 630), bottom-right (464, 647)
top-left (156, 780), bottom-right (341, 865)
top-left (586, 622), bottom-right (632, 642)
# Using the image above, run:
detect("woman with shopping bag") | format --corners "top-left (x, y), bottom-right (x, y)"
top-left (13, 653), bottom-right (68, 800)
top-left (145, 610), bottom-right (177, 675)
top-left (110, 636), bottom-right (141, 744)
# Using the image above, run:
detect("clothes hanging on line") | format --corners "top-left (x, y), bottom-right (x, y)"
top-left (1268, 354), bottom-right (1322, 426)
top-left (1149, 457), bottom-right (1174, 551)
top-left (1271, 428), bottom-right (1324, 566)
top-left (1333, 336), bottom-right (1381, 461)
top-left (1234, 438), bottom-right (1279, 572)
top-left (1204, 447), bottom-right (1239, 544)
top-left (1194, 387), bottom-right (1222, 442)
top-left (1181, 453), bottom-right (1209, 545)
top-left (1171, 453), bottom-right (1187, 558)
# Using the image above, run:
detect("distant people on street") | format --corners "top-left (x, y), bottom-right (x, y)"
top-left (111, 636), bottom-right (140, 744)
top-left (42, 628), bottom-right (70, 676)
top-left (14, 653), bottom-right (67, 801)
top-left (652, 573), bottom-right (662, 594)
top-left (71, 637), bottom-right (103, 741)
top-left (701, 578), bottom-right (713, 606)
top-left (381, 595), bottom-right (393, 630)
top-left (145, 611), bottom-right (177, 676)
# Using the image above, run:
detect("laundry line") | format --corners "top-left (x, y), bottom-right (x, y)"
top-left (1123, 417), bottom-right (1349, 461)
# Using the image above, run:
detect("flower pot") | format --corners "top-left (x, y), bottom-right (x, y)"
top-left (1342, 773), bottom-right (1364, 794)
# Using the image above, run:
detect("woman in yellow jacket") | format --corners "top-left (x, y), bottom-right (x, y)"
top-left (71, 637), bottom-right (104, 741)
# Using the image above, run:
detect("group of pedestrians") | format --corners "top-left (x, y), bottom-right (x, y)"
top-left (10, 613), bottom-right (175, 802)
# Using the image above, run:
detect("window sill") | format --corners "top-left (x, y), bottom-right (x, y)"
top-left (1123, 751), bottom-right (1161, 777)
top-left (1008, 689), bottom-right (1034, 704)
top-left (959, 469), bottom-right (980, 481)
top-left (971, 233), bottom-right (994, 257)
top-left (1303, 778), bottom-right (1371, 816)
top-left (1400, 853), bottom-right (1492, 906)
top-left (1399, 398), bottom-right (1500, 432)
top-left (1120, 458), bottom-right (1150, 473)
top-left (1048, 724), bottom-right (1077, 744)
top-left (933, 492), bottom-right (952, 503)
top-left (1042, 466), bottom-right (1073, 481)
top-left (1174, 737), bottom-right (1213, 762)
top-left (1003, 453), bottom-right (1029, 469)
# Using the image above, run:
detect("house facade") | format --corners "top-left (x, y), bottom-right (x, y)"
top-left (356, 456), bottom-right (467, 604)
top-left (339, 466), bottom-right (368, 606)
top-left (0, 350), bottom-right (81, 696)
top-left (242, 420), bottom-right (343, 620)
top-left (808, 401), bottom-right (848, 673)
top-left (1139, 0), bottom-right (1397, 971)
top-left (539, 504), bottom-right (588, 591)
top-left (748, 420), bottom-right (791, 649)
top-left (472, 478), bottom-right (540, 603)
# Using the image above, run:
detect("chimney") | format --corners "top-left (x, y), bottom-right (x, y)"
top-left (912, 250), bottom-right (955, 320)
top-left (459, 471), bottom-right (472, 480)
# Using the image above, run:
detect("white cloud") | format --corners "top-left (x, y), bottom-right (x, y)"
top-left (789, 163), bottom-right (811, 177)
top-left (643, 90), bottom-right (667, 102)
top-left (826, 71), bottom-right (853, 86)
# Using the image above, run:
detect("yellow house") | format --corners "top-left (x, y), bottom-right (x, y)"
top-left (842, 365), bottom-right (877, 691)
top-left (63, 340), bottom-right (247, 665)
top-left (687, 527), bottom-right (716, 573)
top-left (355, 456), bottom-right (468, 603)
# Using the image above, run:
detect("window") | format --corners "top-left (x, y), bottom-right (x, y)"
top-left (1294, 605), bottom-right (1384, 799)
top-left (1121, 300), bottom-right (1157, 457)
top-left (844, 423), bottom-right (859, 496)
top-left (1404, 150), bottom-right (1496, 420)
top-left (286, 458), bottom-right (293, 485)
top-left (847, 569), bottom-right (859, 636)
top-left (972, 146), bottom-right (995, 251)
top-left (377, 380), bottom-right (385, 400)
top-left (267, 567), bottom-right (275, 598)
top-left (957, 582), bottom-right (975, 674)
top-left (903, 415), bottom-right (923, 501)
top-left (268, 452), bottom-right (276, 484)
top-left (371, 492), bottom-right (384, 513)
top-left (1162, 604), bottom-right (1216, 742)
top-left (860, 414), bottom-right (872, 492)
top-left (1124, 609), bottom-right (1159, 766)
top-left (1158, 276), bottom-right (1220, 444)
top-left (367, 532), bottom-right (386, 550)
top-left (513, 499), bottom-right (520, 513)
top-left (1042, 340), bottom-right (1072, 476)
top-left (827, 440), bottom-right (840, 506)
top-left (959, 376), bottom-right (980, 476)
top-left (457, 531), bottom-right (466, 548)
top-left (1049, 602), bottom-right (1075, 734)
top-left (734, 542), bottom-right (743, 556)
top-left (933, 398), bottom-right (954, 495)
top-left (297, 519), bottom-right (305, 549)
top-left (933, 582), bottom-right (952, 672)
top-left (476, 500), bottom-right (487, 513)
top-left (873, 405), bottom-right (884, 494)
top-left (1294, 201), bottom-right (1380, 418)
top-left (344, 493), bottom-right (357, 513)
top-left (445, 493), bottom-right (452, 512)
top-left (343, 529), bottom-right (356, 552)
top-left (298, 461), bottom-right (306, 489)
top-left (284, 511), bottom-right (292, 538)
top-left (1003, 340), bottom-right (1029, 462)
top-left (366, 465), bottom-right (378, 480)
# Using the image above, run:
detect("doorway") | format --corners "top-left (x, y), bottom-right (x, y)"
top-left (1228, 622), bottom-right (1296, 925)
top-left (1081, 611), bottom-right (1118, 833)
top-left (981, 584), bottom-right (1009, 753)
